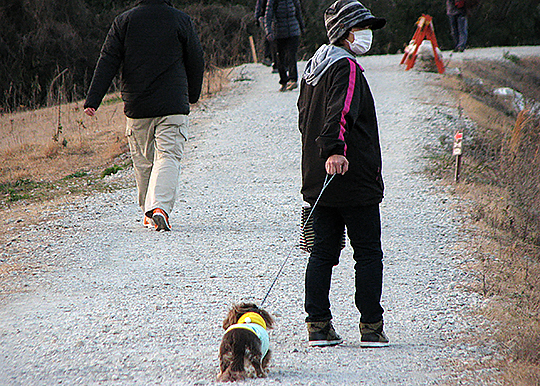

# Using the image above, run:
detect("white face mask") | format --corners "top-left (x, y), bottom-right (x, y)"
top-left (347, 29), bottom-right (373, 56)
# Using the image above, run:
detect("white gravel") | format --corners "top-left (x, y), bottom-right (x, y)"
top-left (3, 47), bottom-right (534, 385)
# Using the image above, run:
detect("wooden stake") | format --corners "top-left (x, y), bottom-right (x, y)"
top-left (453, 130), bottom-right (463, 183)
top-left (249, 36), bottom-right (258, 64)
top-left (454, 154), bottom-right (462, 183)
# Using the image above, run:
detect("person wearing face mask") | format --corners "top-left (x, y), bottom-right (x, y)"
top-left (298, 0), bottom-right (388, 347)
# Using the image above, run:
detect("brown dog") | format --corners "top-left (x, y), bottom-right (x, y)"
top-left (218, 302), bottom-right (274, 382)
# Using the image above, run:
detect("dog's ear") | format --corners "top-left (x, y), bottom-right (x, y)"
top-left (236, 302), bottom-right (275, 329)
top-left (257, 308), bottom-right (275, 329)
top-left (222, 304), bottom-right (241, 330)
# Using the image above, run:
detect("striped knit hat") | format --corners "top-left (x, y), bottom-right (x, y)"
top-left (324, 0), bottom-right (386, 44)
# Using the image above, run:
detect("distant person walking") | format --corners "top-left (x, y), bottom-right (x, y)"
top-left (265, 0), bottom-right (304, 92)
top-left (255, 0), bottom-right (278, 71)
top-left (446, 0), bottom-right (471, 52)
top-left (84, 0), bottom-right (204, 232)
top-left (298, 0), bottom-right (389, 347)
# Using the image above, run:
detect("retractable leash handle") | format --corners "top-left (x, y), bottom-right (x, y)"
top-left (300, 173), bottom-right (335, 233)
top-left (260, 174), bottom-right (336, 306)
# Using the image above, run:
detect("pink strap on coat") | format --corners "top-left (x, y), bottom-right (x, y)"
top-left (338, 58), bottom-right (358, 156)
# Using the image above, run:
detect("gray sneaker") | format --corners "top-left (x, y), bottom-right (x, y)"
top-left (286, 80), bottom-right (298, 91)
top-left (307, 321), bottom-right (343, 347)
top-left (359, 320), bottom-right (389, 347)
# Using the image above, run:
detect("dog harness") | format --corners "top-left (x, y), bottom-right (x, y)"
top-left (225, 312), bottom-right (270, 357)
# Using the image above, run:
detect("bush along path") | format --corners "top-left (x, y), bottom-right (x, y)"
top-left (0, 53), bottom-right (500, 385)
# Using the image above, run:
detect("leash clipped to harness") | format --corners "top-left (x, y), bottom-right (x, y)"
top-left (260, 174), bottom-right (336, 306)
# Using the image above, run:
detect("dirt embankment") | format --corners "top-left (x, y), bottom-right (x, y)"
top-left (433, 49), bottom-right (540, 385)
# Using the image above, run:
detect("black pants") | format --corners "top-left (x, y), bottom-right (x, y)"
top-left (263, 38), bottom-right (277, 69)
top-left (305, 204), bottom-right (384, 324)
top-left (275, 35), bottom-right (299, 85)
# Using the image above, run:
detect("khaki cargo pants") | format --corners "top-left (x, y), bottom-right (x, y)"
top-left (126, 114), bottom-right (188, 218)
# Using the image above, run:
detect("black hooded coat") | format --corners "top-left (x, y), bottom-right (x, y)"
top-left (84, 0), bottom-right (204, 119)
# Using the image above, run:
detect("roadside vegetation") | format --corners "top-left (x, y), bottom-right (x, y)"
top-left (434, 55), bottom-right (540, 385)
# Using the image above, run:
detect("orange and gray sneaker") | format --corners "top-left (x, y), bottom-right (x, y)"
top-left (143, 215), bottom-right (154, 229)
top-left (286, 80), bottom-right (298, 91)
top-left (152, 208), bottom-right (171, 231)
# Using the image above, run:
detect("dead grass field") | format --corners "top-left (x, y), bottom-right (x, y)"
top-left (437, 56), bottom-right (540, 385)
top-left (1, 95), bottom-right (129, 186)
top-left (1, 67), bottom-right (231, 185)
top-left (0, 68), bottom-right (231, 251)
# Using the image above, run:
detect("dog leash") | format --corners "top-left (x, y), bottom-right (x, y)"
top-left (260, 173), bottom-right (336, 306)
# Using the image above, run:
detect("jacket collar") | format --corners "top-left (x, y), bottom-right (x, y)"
top-left (303, 44), bottom-right (360, 86)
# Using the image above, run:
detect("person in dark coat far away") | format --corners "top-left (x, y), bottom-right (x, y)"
top-left (265, 0), bottom-right (304, 92)
top-left (298, 0), bottom-right (389, 348)
top-left (84, 0), bottom-right (204, 232)
top-left (255, 0), bottom-right (278, 71)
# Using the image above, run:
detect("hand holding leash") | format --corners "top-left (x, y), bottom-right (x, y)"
top-left (326, 155), bottom-right (349, 175)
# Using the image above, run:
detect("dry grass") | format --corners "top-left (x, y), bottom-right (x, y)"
top-left (438, 56), bottom-right (540, 384)
top-left (0, 67), bottom-right (231, 188)
top-left (0, 68), bottom-right (231, 283)
top-left (0, 94), bottom-right (128, 184)
top-left (457, 219), bottom-right (540, 385)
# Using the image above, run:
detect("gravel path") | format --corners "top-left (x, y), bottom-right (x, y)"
top-left (4, 47), bottom-right (536, 385)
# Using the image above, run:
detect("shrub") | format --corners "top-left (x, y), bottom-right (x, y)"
top-left (185, 3), bottom-right (256, 68)
top-left (101, 165), bottom-right (123, 178)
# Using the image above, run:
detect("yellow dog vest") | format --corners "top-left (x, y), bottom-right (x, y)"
top-left (225, 312), bottom-right (270, 356)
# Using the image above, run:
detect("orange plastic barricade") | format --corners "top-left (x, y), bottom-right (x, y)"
top-left (400, 15), bottom-right (445, 74)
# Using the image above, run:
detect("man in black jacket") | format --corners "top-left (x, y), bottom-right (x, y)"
top-left (298, 0), bottom-right (389, 347)
top-left (84, 0), bottom-right (204, 231)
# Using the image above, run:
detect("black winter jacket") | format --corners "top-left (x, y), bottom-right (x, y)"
top-left (84, 0), bottom-right (204, 119)
top-left (265, 0), bottom-right (304, 39)
top-left (298, 55), bottom-right (384, 207)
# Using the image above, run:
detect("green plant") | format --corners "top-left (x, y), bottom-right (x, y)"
top-left (7, 192), bottom-right (30, 202)
top-left (102, 95), bottom-right (122, 105)
top-left (101, 164), bottom-right (123, 178)
top-left (64, 171), bottom-right (88, 179)
top-left (0, 178), bottom-right (40, 202)
top-left (503, 50), bottom-right (521, 64)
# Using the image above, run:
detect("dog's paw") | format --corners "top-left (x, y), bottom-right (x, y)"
top-left (217, 370), bottom-right (246, 382)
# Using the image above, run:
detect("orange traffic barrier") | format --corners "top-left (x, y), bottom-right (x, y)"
top-left (400, 15), bottom-right (445, 74)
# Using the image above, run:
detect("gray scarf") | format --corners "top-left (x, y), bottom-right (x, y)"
top-left (302, 44), bottom-right (356, 86)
